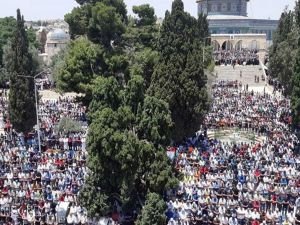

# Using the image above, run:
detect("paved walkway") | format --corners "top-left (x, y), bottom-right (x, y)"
top-left (213, 65), bottom-right (282, 97)
top-left (40, 90), bottom-right (81, 100)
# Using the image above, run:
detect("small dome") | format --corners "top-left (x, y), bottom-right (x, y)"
top-left (47, 28), bottom-right (69, 41)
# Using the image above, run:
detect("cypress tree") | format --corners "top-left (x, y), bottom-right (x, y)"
top-left (148, 0), bottom-right (208, 141)
top-left (291, 0), bottom-right (300, 128)
top-left (7, 9), bottom-right (36, 133)
top-left (296, 0), bottom-right (300, 30)
top-left (291, 52), bottom-right (300, 128)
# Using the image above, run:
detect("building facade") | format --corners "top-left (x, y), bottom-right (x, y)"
top-left (39, 28), bottom-right (70, 65)
top-left (211, 33), bottom-right (266, 51)
top-left (197, 0), bottom-right (278, 45)
top-left (198, 0), bottom-right (249, 16)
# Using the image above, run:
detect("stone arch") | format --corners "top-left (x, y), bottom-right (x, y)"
top-left (235, 40), bottom-right (243, 50)
top-left (250, 40), bottom-right (259, 50)
top-left (221, 40), bottom-right (233, 51)
top-left (212, 40), bottom-right (220, 51)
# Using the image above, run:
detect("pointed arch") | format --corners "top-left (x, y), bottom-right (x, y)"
top-left (235, 40), bottom-right (243, 50)
top-left (221, 40), bottom-right (233, 51)
top-left (212, 40), bottom-right (220, 51)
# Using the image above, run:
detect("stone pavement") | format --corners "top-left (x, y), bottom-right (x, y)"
top-left (40, 90), bottom-right (81, 100)
top-left (213, 64), bottom-right (281, 96)
top-left (215, 65), bottom-right (264, 87)
top-left (206, 128), bottom-right (266, 144)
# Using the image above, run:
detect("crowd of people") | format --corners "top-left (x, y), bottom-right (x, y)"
top-left (214, 49), bottom-right (259, 66)
top-left (0, 70), bottom-right (299, 225)
top-left (0, 91), bottom-right (89, 224)
top-left (36, 76), bottom-right (53, 90)
top-left (166, 81), bottom-right (300, 225)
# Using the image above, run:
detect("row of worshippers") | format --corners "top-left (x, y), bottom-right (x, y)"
top-left (213, 49), bottom-right (259, 66)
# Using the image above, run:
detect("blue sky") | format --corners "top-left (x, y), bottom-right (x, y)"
top-left (0, 0), bottom-right (296, 20)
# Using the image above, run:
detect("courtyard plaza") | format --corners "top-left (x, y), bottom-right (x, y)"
top-left (165, 65), bottom-right (299, 225)
top-left (0, 63), bottom-right (298, 225)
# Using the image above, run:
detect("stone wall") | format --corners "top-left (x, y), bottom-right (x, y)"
top-left (208, 18), bottom-right (278, 41)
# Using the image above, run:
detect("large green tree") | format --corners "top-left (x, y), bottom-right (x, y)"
top-left (63, 0), bottom-right (178, 221)
top-left (123, 4), bottom-right (159, 90)
top-left (88, 76), bottom-right (122, 115)
top-left (79, 74), bottom-right (177, 217)
top-left (80, 103), bottom-right (177, 216)
top-left (137, 95), bottom-right (173, 147)
top-left (26, 27), bottom-right (41, 50)
top-left (291, 43), bottom-right (300, 127)
top-left (54, 37), bottom-right (105, 93)
top-left (88, 2), bottom-right (125, 47)
top-left (269, 2), bottom-right (300, 96)
top-left (65, 0), bottom-right (126, 47)
top-left (7, 9), bottom-right (36, 133)
top-left (291, 0), bottom-right (300, 127)
top-left (269, 31), bottom-right (298, 95)
top-left (124, 4), bottom-right (158, 50)
top-left (75, 0), bottom-right (127, 21)
top-left (129, 49), bottom-right (158, 89)
top-left (132, 4), bottom-right (156, 27)
top-left (136, 192), bottom-right (167, 225)
top-left (269, 9), bottom-right (297, 95)
top-left (0, 17), bottom-right (41, 87)
top-left (0, 17), bottom-right (16, 67)
top-left (148, 0), bottom-right (209, 141)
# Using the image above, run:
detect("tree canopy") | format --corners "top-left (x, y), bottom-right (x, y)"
top-left (132, 4), bottom-right (157, 27)
top-left (291, 47), bottom-right (300, 127)
top-left (269, 7), bottom-right (299, 96)
top-left (7, 9), bottom-right (36, 133)
top-left (54, 37), bottom-right (105, 93)
top-left (0, 17), bottom-right (41, 87)
top-left (60, 0), bottom-right (211, 222)
top-left (0, 17), bottom-right (16, 67)
top-left (148, 0), bottom-right (209, 141)
top-left (136, 192), bottom-right (167, 225)
top-left (65, 0), bottom-right (126, 47)
top-left (291, 1), bottom-right (300, 128)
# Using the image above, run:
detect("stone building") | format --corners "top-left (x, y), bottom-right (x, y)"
top-left (39, 28), bottom-right (70, 65)
top-left (197, 0), bottom-right (278, 46)
top-left (211, 33), bottom-right (266, 51)
top-left (198, 0), bottom-right (249, 16)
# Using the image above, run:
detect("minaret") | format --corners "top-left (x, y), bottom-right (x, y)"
top-left (197, 0), bottom-right (250, 17)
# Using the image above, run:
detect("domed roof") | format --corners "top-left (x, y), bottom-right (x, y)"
top-left (47, 28), bottom-right (69, 41)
